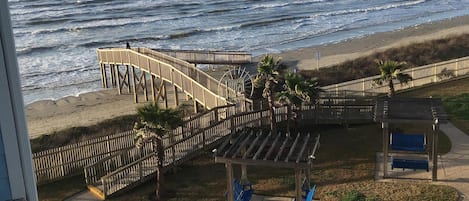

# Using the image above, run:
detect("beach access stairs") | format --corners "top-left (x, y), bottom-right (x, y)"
top-left (83, 47), bottom-right (469, 199)
top-left (82, 93), bottom-right (376, 199)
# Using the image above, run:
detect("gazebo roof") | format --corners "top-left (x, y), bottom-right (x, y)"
top-left (374, 97), bottom-right (448, 123)
top-left (214, 130), bottom-right (320, 169)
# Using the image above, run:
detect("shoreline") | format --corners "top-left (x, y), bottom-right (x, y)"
top-left (26, 15), bottom-right (469, 138)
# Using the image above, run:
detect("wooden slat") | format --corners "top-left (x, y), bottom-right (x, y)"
top-left (231, 131), bottom-right (253, 158)
top-left (285, 133), bottom-right (301, 162)
top-left (242, 131), bottom-right (263, 159)
top-left (253, 132), bottom-right (271, 160)
top-left (274, 135), bottom-right (289, 162)
top-left (296, 134), bottom-right (311, 163)
top-left (263, 132), bottom-right (282, 161)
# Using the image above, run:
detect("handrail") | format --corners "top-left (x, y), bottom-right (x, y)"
top-left (152, 49), bottom-right (252, 64)
top-left (97, 48), bottom-right (234, 109)
top-left (135, 47), bottom-right (241, 98)
top-left (132, 47), bottom-right (237, 97)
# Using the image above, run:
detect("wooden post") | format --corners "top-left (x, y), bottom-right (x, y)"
top-left (295, 168), bottom-right (302, 200)
top-left (100, 63), bottom-right (105, 88)
top-left (110, 64), bottom-right (116, 87)
top-left (116, 65), bottom-right (122, 95)
top-left (163, 81), bottom-right (168, 108)
top-left (126, 65), bottom-right (131, 93)
top-left (151, 75), bottom-right (156, 103)
top-left (174, 85), bottom-right (179, 107)
top-left (103, 64), bottom-right (108, 88)
top-left (432, 121), bottom-right (439, 181)
top-left (143, 72), bottom-right (148, 102)
top-left (132, 66), bottom-right (138, 103)
top-left (241, 165), bottom-right (248, 183)
top-left (382, 122), bottom-right (389, 178)
top-left (194, 100), bottom-right (198, 113)
top-left (58, 147), bottom-right (65, 177)
top-left (226, 162), bottom-right (234, 201)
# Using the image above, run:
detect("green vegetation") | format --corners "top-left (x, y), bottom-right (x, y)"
top-left (398, 77), bottom-right (469, 135)
top-left (30, 114), bottom-right (138, 153)
top-left (372, 60), bottom-right (412, 97)
top-left (254, 55), bottom-right (285, 134)
top-left (302, 33), bottom-right (469, 85)
top-left (443, 93), bottom-right (469, 119)
top-left (134, 103), bottom-right (184, 200)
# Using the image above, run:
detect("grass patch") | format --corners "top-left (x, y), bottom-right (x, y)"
top-left (37, 174), bottom-right (86, 201)
top-left (397, 77), bottom-right (469, 136)
top-left (107, 124), bottom-right (458, 201)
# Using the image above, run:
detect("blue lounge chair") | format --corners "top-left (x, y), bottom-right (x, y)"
top-left (232, 179), bottom-right (253, 201)
top-left (390, 133), bottom-right (426, 152)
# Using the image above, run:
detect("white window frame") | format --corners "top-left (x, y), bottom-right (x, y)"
top-left (0, 1), bottom-right (39, 200)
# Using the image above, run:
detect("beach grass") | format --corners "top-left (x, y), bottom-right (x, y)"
top-left (30, 114), bottom-right (138, 153)
top-left (301, 33), bottom-right (469, 86)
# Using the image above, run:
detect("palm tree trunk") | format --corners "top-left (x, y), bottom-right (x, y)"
top-left (267, 89), bottom-right (277, 135)
top-left (286, 105), bottom-right (291, 134)
top-left (155, 138), bottom-right (165, 200)
top-left (388, 79), bottom-right (395, 97)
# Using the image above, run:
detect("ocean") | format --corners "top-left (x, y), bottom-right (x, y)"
top-left (7, 0), bottom-right (469, 104)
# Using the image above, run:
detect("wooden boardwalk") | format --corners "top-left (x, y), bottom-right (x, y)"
top-left (79, 48), bottom-right (376, 199)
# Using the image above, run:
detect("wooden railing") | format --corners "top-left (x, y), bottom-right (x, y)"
top-left (153, 49), bottom-right (252, 64)
top-left (93, 94), bottom-right (375, 198)
top-left (97, 48), bottom-right (238, 109)
top-left (322, 56), bottom-right (469, 95)
top-left (32, 104), bottom-right (235, 184)
top-left (32, 131), bottom-right (136, 184)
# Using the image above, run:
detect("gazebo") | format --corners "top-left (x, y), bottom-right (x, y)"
top-left (214, 129), bottom-right (320, 201)
top-left (374, 97), bottom-right (448, 181)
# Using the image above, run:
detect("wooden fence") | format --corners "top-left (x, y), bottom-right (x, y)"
top-left (33, 104), bottom-right (235, 184)
top-left (90, 94), bottom-right (376, 198)
top-left (33, 131), bottom-right (135, 184)
top-left (323, 56), bottom-right (469, 95)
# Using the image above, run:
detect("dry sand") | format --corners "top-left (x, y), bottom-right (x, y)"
top-left (25, 15), bottom-right (469, 138)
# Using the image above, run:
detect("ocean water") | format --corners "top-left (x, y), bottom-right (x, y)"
top-left (8, 0), bottom-right (469, 104)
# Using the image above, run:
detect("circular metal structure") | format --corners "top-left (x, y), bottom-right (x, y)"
top-left (218, 66), bottom-right (254, 99)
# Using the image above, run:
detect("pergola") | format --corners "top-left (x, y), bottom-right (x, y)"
top-left (214, 130), bottom-right (320, 201)
top-left (375, 97), bottom-right (448, 181)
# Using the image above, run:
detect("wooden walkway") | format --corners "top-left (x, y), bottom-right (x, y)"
top-left (72, 48), bottom-right (377, 199)
top-left (97, 47), bottom-right (252, 112)
top-left (82, 94), bottom-right (375, 199)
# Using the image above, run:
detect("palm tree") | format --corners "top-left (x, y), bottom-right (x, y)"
top-left (254, 55), bottom-right (284, 135)
top-left (373, 60), bottom-right (412, 97)
top-left (134, 103), bottom-right (183, 201)
top-left (277, 73), bottom-right (322, 133)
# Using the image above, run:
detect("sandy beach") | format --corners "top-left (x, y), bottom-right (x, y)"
top-left (25, 15), bottom-right (469, 138)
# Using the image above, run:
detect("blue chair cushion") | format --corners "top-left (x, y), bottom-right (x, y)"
top-left (391, 133), bottom-right (426, 152)
top-left (392, 158), bottom-right (429, 171)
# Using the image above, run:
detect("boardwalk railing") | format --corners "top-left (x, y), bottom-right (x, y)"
top-left (152, 49), bottom-right (252, 64)
top-left (323, 56), bottom-right (469, 95)
top-left (89, 94), bottom-right (375, 198)
top-left (32, 104), bottom-right (235, 184)
top-left (97, 48), bottom-right (245, 109)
